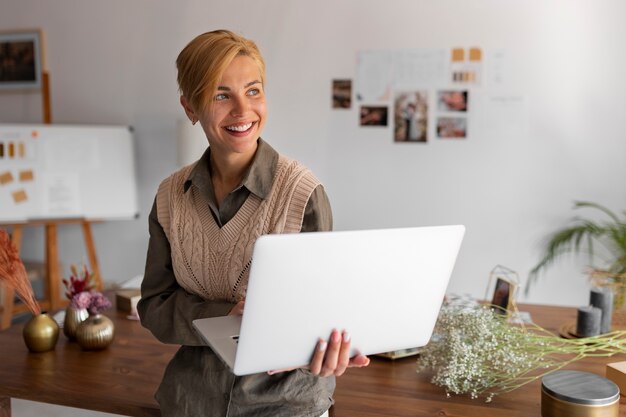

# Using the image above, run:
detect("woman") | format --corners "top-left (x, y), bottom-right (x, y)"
top-left (138, 29), bottom-right (369, 417)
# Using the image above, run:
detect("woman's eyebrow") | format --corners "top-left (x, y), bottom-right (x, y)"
top-left (217, 80), bottom-right (262, 91)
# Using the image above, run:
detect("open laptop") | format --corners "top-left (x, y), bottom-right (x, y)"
top-left (192, 225), bottom-right (465, 376)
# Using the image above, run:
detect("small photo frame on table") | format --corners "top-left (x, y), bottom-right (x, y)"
top-left (0, 29), bottom-right (44, 90)
top-left (485, 265), bottom-right (519, 315)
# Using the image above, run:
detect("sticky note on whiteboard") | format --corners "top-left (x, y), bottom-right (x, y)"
top-left (12, 189), bottom-right (28, 203)
top-left (19, 170), bottom-right (34, 182)
top-left (0, 171), bottom-right (13, 185)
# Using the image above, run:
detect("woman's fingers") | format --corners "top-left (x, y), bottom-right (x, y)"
top-left (309, 338), bottom-right (328, 375)
top-left (319, 329), bottom-right (342, 377)
top-left (349, 354), bottom-right (370, 368)
top-left (334, 331), bottom-right (352, 376)
top-left (228, 300), bottom-right (245, 316)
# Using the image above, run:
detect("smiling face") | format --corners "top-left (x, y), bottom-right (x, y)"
top-left (182, 55), bottom-right (267, 163)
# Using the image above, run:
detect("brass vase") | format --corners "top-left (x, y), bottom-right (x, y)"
top-left (76, 314), bottom-right (115, 350)
top-left (22, 313), bottom-right (60, 352)
top-left (63, 307), bottom-right (89, 340)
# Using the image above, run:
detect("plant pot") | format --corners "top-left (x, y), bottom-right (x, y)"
top-left (76, 314), bottom-right (115, 350)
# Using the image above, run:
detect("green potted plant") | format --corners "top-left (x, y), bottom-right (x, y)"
top-left (528, 201), bottom-right (626, 311)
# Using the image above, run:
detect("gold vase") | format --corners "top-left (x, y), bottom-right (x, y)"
top-left (22, 313), bottom-right (60, 352)
top-left (76, 314), bottom-right (115, 350)
top-left (63, 307), bottom-right (89, 340)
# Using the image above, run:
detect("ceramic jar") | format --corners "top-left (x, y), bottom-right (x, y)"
top-left (75, 314), bottom-right (115, 350)
top-left (63, 307), bottom-right (89, 340)
top-left (22, 312), bottom-right (60, 352)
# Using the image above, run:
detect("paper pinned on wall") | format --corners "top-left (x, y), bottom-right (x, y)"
top-left (392, 49), bottom-right (447, 90)
top-left (356, 49), bottom-right (447, 103)
top-left (450, 47), bottom-right (483, 85)
top-left (356, 50), bottom-right (393, 102)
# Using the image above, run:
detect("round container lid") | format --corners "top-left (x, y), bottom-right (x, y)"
top-left (542, 370), bottom-right (620, 405)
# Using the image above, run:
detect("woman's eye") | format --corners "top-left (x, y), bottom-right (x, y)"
top-left (215, 93), bottom-right (228, 101)
top-left (247, 88), bottom-right (260, 96)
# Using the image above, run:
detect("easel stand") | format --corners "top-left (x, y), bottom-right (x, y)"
top-left (0, 219), bottom-right (103, 329)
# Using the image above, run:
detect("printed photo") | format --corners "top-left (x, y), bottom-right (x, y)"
top-left (491, 277), bottom-right (512, 314)
top-left (437, 90), bottom-right (468, 112)
top-left (436, 117), bottom-right (467, 139)
top-left (360, 106), bottom-right (388, 127)
top-left (332, 79), bottom-right (352, 109)
top-left (394, 91), bottom-right (428, 143)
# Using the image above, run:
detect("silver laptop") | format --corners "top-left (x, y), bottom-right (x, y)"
top-left (192, 225), bottom-right (465, 376)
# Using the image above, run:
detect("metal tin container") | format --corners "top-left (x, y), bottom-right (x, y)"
top-left (542, 370), bottom-right (620, 417)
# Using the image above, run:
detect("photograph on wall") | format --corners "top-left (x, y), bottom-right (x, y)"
top-left (437, 90), bottom-right (468, 112)
top-left (436, 117), bottom-right (467, 139)
top-left (0, 30), bottom-right (43, 90)
top-left (359, 106), bottom-right (388, 126)
top-left (332, 79), bottom-right (352, 109)
top-left (394, 91), bottom-right (428, 143)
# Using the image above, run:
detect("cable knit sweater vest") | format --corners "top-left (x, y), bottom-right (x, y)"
top-left (155, 155), bottom-right (320, 303)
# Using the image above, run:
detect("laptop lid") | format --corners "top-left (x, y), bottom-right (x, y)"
top-left (194, 225), bottom-right (464, 376)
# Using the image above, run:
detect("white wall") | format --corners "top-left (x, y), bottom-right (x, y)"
top-left (1, 0), bottom-right (625, 306)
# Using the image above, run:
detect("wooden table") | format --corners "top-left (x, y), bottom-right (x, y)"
top-left (0, 304), bottom-right (625, 417)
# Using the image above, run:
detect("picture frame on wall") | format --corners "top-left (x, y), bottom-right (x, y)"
top-left (0, 30), bottom-right (44, 90)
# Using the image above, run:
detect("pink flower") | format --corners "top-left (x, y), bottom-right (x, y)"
top-left (70, 291), bottom-right (111, 315)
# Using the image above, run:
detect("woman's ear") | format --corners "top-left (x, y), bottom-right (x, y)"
top-left (180, 96), bottom-right (197, 124)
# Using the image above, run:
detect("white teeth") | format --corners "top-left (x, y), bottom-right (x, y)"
top-left (226, 122), bottom-right (253, 132)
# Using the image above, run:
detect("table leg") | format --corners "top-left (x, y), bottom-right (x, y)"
top-left (0, 396), bottom-right (11, 417)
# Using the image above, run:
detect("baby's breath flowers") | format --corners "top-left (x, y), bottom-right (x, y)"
top-left (418, 302), bottom-right (626, 402)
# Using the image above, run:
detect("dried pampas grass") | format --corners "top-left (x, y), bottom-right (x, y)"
top-left (0, 229), bottom-right (41, 315)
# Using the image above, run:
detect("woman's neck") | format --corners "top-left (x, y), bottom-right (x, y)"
top-left (210, 148), bottom-right (256, 206)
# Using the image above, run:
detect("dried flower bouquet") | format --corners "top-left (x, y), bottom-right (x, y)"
top-left (0, 229), bottom-right (40, 315)
top-left (418, 302), bottom-right (626, 402)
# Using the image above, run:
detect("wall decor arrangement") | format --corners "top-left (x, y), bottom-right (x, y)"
top-left (333, 47), bottom-right (486, 144)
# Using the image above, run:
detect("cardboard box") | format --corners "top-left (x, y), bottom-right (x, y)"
top-left (116, 289), bottom-right (141, 315)
top-left (606, 361), bottom-right (626, 396)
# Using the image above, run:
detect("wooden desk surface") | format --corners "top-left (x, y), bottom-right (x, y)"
top-left (0, 308), bottom-right (177, 417)
top-left (0, 304), bottom-right (625, 417)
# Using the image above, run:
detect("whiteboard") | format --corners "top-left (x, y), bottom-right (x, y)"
top-left (0, 124), bottom-right (138, 223)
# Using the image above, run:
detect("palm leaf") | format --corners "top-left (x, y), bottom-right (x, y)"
top-left (527, 202), bottom-right (626, 293)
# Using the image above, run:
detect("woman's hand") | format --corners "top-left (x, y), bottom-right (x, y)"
top-left (308, 329), bottom-right (370, 377)
top-left (228, 300), bottom-right (245, 316)
top-left (268, 329), bottom-right (370, 377)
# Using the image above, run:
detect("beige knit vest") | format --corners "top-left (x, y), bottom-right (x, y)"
top-left (156, 155), bottom-right (320, 302)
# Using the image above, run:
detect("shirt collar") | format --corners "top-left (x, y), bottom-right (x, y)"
top-left (183, 138), bottom-right (278, 199)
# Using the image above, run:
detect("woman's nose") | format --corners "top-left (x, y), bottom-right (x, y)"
top-left (230, 95), bottom-right (249, 117)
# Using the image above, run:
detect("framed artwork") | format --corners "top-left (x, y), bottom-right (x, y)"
top-left (0, 30), bottom-right (44, 90)
top-left (485, 265), bottom-right (519, 315)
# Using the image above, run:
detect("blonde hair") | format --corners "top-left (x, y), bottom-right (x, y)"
top-left (176, 29), bottom-right (266, 113)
